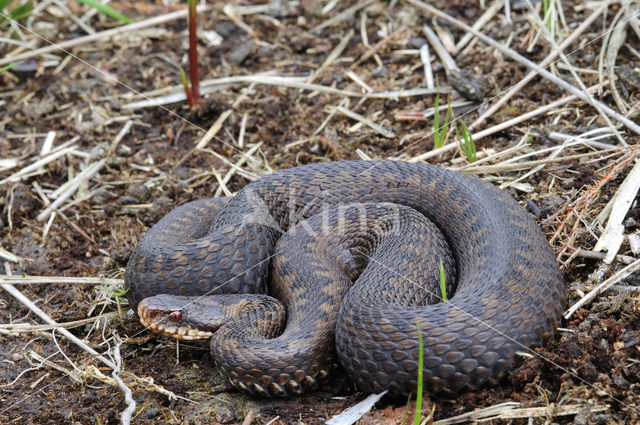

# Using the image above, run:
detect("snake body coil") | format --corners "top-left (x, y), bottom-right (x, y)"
top-left (126, 161), bottom-right (565, 397)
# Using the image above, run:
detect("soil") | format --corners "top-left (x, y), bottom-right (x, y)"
top-left (1, 1), bottom-right (639, 424)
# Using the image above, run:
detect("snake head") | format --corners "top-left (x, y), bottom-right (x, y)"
top-left (137, 294), bottom-right (228, 341)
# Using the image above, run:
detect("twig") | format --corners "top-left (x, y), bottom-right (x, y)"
top-left (355, 149), bottom-right (371, 160)
top-left (0, 275), bottom-right (122, 285)
top-left (110, 333), bottom-right (136, 425)
top-left (200, 149), bottom-right (261, 181)
top-left (353, 26), bottom-right (408, 68)
top-left (307, 29), bottom-right (354, 85)
top-left (52, 209), bottom-right (98, 244)
top-left (223, 4), bottom-right (254, 35)
top-left (455, 0), bottom-right (503, 52)
top-left (238, 113), bottom-right (248, 149)
top-left (195, 110), bottom-right (234, 150)
top-left (422, 24), bottom-right (457, 72)
top-left (107, 120), bottom-right (133, 156)
top-left (331, 106), bottom-right (395, 138)
top-left (0, 311), bottom-right (121, 333)
top-left (213, 142), bottom-right (263, 198)
top-left (345, 71), bottom-right (373, 93)
top-left (564, 248), bottom-right (636, 266)
top-left (549, 131), bottom-right (619, 150)
top-left (40, 131), bottom-right (56, 156)
top-left (50, 0), bottom-right (95, 35)
top-left (420, 43), bottom-right (434, 88)
top-left (0, 247), bottom-right (19, 263)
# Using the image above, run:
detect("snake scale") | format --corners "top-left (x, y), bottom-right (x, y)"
top-left (125, 160), bottom-right (565, 397)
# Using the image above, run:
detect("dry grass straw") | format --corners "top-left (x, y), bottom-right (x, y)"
top-left (549, 148), bottom-right (640, 265)
top-left (431, 401), bottom-right (609, 424)
top-left (0, 5), bottom-right (212, 67)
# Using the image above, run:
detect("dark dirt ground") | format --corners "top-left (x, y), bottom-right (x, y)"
top-left (1, 0), bottom-right (639, 424)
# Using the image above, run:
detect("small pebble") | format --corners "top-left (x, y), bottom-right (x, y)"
top-left (116, 144), bottom-right (132, 156)
top-left (229, 42), bottom-right (253, 65)
top-left (510, 0), bottom-right (541, 11)
top-left (616, 64), bottom-right (640, 91)
top-left (119, 195), bottom-right (140, 205)
top-left (409, 37), bottom-right (427, 48)
top-left (541, 194), bottom-right (564, 216)
top-left (268, 0), bottom-right (290, 17)
top-left (140, 407), bottom-right (159, 420)
top-left (214, 22), bottom-right (235, 37)
top-left (448, 69), bottom-right (493, 102)
top-left (11, 60), bottom-right (38, 75)
top-left (92, 188), bottom-right (112, 206)
top-left (215, 407), bottom-right (237, 424)
top-left (628, 233), bottom-right (640, 255)
top-left (174, 167), bottom-right (191, 180)
top-left (525, 200), bottom-right (541, 217)
top-left (146, 196), bottom-right (174, 222)
top-left (111, 246), bottom-right (132, 264)
top-left (257, 46), bottom-right (273, 58)
top-left (152, 196), bottom-right (173, 211)
top-left (372, 66), bottom-right (388, 78)
top-left (125, 183), bottom-right (150, 203)
top-left (581, 53), bottom-right (595, 65)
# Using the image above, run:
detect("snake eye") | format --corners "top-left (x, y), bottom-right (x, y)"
top-left (168, 311), bottom-right (182, 322)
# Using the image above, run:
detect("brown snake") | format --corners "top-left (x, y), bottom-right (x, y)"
top-left (125, 160), bottom-right (565, 397)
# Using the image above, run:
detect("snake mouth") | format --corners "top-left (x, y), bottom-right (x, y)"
top-left (137, 304), bottom-right (215, 341)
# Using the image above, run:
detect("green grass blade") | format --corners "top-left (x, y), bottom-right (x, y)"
top-left (0, 61), bottom-right (21, 73)
top-left (0, 0), bottom-right (11, 10)
top-left (179, 67), bottom-right (196, 107)
top-left (9, 1), bottom-right (32, 20)
top-left (413, 322), bottom-right (424, 425)
top-left (442, 101), bottom-right (451, 134)
top-left (111, 288), bottom-right (129, 299)
top-left (74, 0), bottom-right (131, 24)
top-left (433, 92), bottom-right (441, 149)
top-left (400, 393), bottom-right (411, 425)
top-left (542, 0), bottom-right (552, 31)
top-left (436, 100), bottom-right (451, 148)
top-left (456, 120), bottom-right (476, 163)
top-left (459, 121), bottom-right (476, 162)
top-left (439, 259), bottom-right (447, 301)
top-left (462, 121), bottom-right (476, 162)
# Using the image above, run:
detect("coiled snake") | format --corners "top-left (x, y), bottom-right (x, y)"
top-left (125, 161), bottom-right (565, 397)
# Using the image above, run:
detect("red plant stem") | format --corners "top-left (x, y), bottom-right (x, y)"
top-left (188, 0), bottom-right (200, 104)
top-left (181, 69), bottom-right (196, 107)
